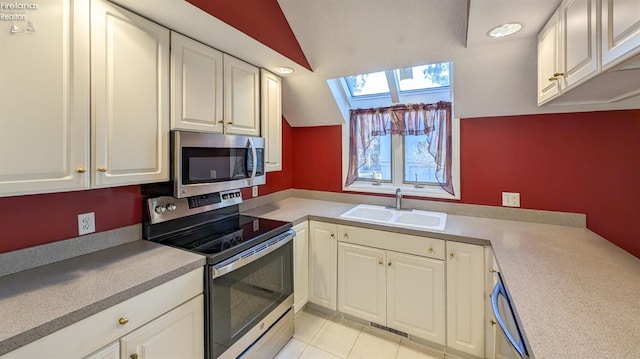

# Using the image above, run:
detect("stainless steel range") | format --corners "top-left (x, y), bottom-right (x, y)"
top-left (143, 189), bottom-right (294, 359)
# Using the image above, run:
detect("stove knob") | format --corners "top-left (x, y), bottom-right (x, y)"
top-left (166, 203), bottom-right (177, 212)
top-left (154, 205), bottom-right (166, 214)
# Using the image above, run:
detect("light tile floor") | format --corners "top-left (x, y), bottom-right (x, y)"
top-left (275, 308), bottom-right (442, 359)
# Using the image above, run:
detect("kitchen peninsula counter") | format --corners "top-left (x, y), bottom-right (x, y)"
top-left (0, 240), bottom-right (205, 356)
top-left (243, 197), bottom-right (640, 359)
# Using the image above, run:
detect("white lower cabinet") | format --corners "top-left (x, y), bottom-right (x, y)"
top-left (293, 221), bottom-right (309, 313)
top-left (84, 342), bottom-right (120, 359)
top-left (337, 225), bottom-right (445, 345)
top-left (308, 221), bottom-right (338, 310)
top-left (1, 268), bottom-right (203, 359)
top-left (447, 241), bottom-right (485, 357)
top-left (119, 294), bottom-right (204, 359)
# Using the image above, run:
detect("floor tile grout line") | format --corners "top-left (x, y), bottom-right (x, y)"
top-left (344, 328), bottom-right (364, 359)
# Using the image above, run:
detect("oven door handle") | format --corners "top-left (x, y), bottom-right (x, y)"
top-left (211, 230), bottom-right (294, 278)
top-left (247, 137), bottom-right (257, 185)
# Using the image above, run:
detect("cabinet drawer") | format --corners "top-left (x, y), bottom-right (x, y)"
top-left (2, 267), bottom-right (203, 358)
top-left (338, 225), bottom-right (444, 260)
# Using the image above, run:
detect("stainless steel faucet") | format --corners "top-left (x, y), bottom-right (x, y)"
top-left (395, 188), bottom-right (402, 210)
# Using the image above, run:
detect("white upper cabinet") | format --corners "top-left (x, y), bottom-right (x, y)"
top-left (601, 0), bottom-right (640, 69)
top-left (0, 0), bottom-right (90, 197)
top-left (171, 32), bottom-right (224, 133)
top-left (538, 9), bottom-right (562, 104)
top-left (223, 55), bottom-right (261, 136)
top-left (538, 0), bottom-right (640, 105)
top-left (559, 0), bottom-right (599, 90)
top-left (261, 70), bottom-right (283, 172)
top-left (91, 0), bottom-right (170, 187)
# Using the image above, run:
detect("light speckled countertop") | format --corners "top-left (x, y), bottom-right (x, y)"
top-left (243, 197), bottom-right (640, 359)
top-left (0, 240), bottom-right (205, 355)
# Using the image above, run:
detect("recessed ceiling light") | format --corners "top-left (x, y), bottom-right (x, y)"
top-left (274, 66), bottom-right (294, 75)
top-left (487, 23), bottom-right (523, 38)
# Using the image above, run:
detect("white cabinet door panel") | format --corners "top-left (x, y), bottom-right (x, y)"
top-left (293, 221), bottom-right (309, 313)
top-left (560, 0), bottom-right (598, 89)
top-left (171, 32), bottom-right (224, 133)
top-left (602, 0), bottom-right (640, 68)
top-left (223, 55), bottom-right (260, 136)
top-left (91, 0), bottom-right (170, 187)
top-left (387, 251), bottom-right (445, 345)
top-left (83, 342), bottom-right (119, 359)
top-left (338, 242), bottom-right (386, 324)
top-left (120, 295), bottom-right (204, 359)
top-left (446, 241), bottom-right (484, 357)
top-left (308, 221), bottom-right (337, 310)
top-left (0, 0), bottom-right (90, 196)
top-left (261, 69), bottom-right (283, 172)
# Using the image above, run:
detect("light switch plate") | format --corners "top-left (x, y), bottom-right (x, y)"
top-left (252, 186), bottom-right (258, 197)
top-left (502, 192), bottom-right (521, 207)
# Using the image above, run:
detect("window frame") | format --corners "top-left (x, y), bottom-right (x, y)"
top-left (338, 62), bottom-right (460, 200)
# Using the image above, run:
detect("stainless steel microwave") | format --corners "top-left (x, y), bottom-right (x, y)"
top-left (172, 130), bottom-right (265, 198)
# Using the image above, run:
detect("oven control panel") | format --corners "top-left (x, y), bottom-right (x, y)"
top-left (146, 189), bottom-right (243, 224)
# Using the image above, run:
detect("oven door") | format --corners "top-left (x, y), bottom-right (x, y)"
top-left (173, 131), bottom-right (265, 198)
top-left (207, 230), bottom-right (294, 359)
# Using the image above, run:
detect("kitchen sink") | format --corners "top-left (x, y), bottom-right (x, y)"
top-left (339, 204), bottom-right (447, 231)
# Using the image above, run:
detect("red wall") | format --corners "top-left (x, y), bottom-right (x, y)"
top-left (186, 0), bottom-right (312, 71)
top-left (290, 110), bottom-right (640, 258)
top-left (0, 186), bottom-right (142, 253)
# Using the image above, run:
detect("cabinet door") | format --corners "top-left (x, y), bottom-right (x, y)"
top-left (0, 0), bottom-right (90, 197)
top-left (293, 221), bottom-right (309, 314)
top-left (559, 0), bottom-right (598, 89)
top-left (538, 9), bottom-right (562, 105)
top-left (338, 242), bottom-right (386, 324)
top-left (223, 55), bottom-right (260, 136)
top-left (120, 294), bottom-right (204, 359)
top-left (171, 32), bottom-right (224, 133)
top-left (261, 69), bottom-right (283, 172)
top-left (602, 0), bottom-right (640, 68)
top-left (83, 342), bottom-right (119, 359)
top-left (308, 221), bottom-right (338, 310)
top-left (387, 251), bottom-right (445, 345)
top-left (446, 242), bottom-right (485, 357)
top-left (91, 0), bottom-right (170, 187)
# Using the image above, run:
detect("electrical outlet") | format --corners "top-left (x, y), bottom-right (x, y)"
top-left (252, 186), bottom-right (258, 197)
top-left (502, 192), bottom-right (521, 207)
top-left (78, 212), bottom-right (96, 235)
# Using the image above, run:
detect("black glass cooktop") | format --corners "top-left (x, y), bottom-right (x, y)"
top-left (156, 214), bottom-right (291, 264)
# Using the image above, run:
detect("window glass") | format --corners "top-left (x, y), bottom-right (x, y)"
top-left (396, 63), bottom-right (450, 92)
top-left (356, 133), bottom-right (391, 181)
top-left (403, 135), bottom-right (439, 185)
top-left (345, 71), bottom-right (389, 97)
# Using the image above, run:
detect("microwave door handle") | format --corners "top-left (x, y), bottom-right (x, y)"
top-left (491, 281), bottom-right (526, 358)
top-left (247, 137), bottom-right (257, 185)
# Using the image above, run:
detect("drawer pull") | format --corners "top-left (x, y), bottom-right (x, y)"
top-left (490, 319), bottom-right (497, 326)
top-left (378, 259), bottom-right (383, 265)
top-left (330, 233), bottom-right (335, 238)
top-left (130, 354), bottom-right (139, 359)
top-left (76, 168), bottom-right (86, 173)
top-left (428, 246), bottom-right (434, 253)
top-left (118, 317), bottom-right (129, 325)
top-left (489, 268), bottom-right (497, 273)
top-left (449, 252), bottom-right (454, 259)
top-left (344, 233), bottom-right (349, 239)
top-left (388, 261), bottom-right (392, 266)
top-left (97, 167), bottom-right (107, 173)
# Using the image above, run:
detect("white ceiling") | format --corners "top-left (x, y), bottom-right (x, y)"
top-left (277, 0), bottom-right (640, 126)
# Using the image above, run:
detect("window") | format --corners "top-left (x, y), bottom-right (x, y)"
top-left (334, 62), bottom-right (460, 199)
